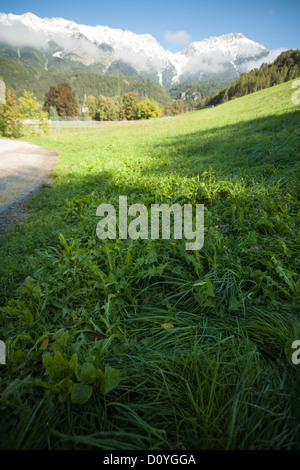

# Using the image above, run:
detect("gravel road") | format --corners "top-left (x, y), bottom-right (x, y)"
top-left (0, 139), bottom-right (56, 234)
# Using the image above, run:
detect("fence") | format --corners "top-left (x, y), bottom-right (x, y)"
top-left (48, 116), bottom-right (172, 133)
top-left (49, 120), bottom-right (94, 133)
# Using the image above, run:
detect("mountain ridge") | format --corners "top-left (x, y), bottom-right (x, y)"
top-left (0, 12), bottom-right (284, 88)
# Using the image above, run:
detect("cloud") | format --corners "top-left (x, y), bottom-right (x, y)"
top-left (164, 30), bottom-right (191, 46)
top-left (180, 50), bottom-right (239, 76)
top-left (183, 47), bottom-right (286, 77)
top-left (0, 21), bottom-right (48, 49)
top-left (0, 17), bottom-right (165, 72)
top-left (185, 55), bottom-right (226, 74)
top-left (0, 18), bottom-right (104, 65)
top-left (237, 48), bottom-right (287, 73)
top-left (113, 49), bottom-right (150, 71)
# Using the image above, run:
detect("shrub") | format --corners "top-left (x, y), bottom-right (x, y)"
top-left (0, 87), bottom-right (23, 137)
top-left (136, 97), bottom-right (161, 119)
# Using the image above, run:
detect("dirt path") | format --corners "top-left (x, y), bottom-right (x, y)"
top-left (0, 139), bottom-right (57, 234)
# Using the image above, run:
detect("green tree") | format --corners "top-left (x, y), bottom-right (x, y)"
top-left (112, 95), bottom-right (123, 108)
top-left (19, 90), bottom-right (40, 118)
top-left (288, 65), bottom-right (300, 80)
top-left (136, 97), bottom-right (161, 119)
top-left (0, 87), bottom-right (22, 137)
top-left (119, 91), bottom-right (138, 120)
top-left (49, 105), bottom-right (59, 121)
top-left (19, 90), bottom-right (48, 134)
top-left (280, 65), bottom-right (288, 83)
top-left (86, 95), bottom-right (97, 120)
top-left (95, 95), bottom-right (120, 121)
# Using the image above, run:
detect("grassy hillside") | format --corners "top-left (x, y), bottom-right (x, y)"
top-left (0, 81), bottom-right (299, 450)
top-left (202, 49), bottom-right (300, 108)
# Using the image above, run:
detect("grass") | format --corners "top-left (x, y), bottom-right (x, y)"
top-left (0, 80), bottom-right (299, 450)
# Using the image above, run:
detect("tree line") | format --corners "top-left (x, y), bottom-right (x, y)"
top-left (42, 82), bottom-right (185, 120)
top-left (0, 79), bottom-right (186, 137)
top-left (168, 78), bottom-right (233, 111)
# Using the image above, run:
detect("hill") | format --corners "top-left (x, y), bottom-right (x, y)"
top-left (0, 48), bottom-right (171, 105)
top-left (168, 78), bottom-right (233, 108)
top-left (202, 49), bottom-right (300, 107)
top-left (0, 81), bottom-right (299, 450)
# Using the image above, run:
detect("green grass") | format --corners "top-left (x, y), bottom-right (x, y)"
top-left (0, 80), bottom-right (299, 450)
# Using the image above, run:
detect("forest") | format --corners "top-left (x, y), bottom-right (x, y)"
top-left (200, 50), bottom-right (300, 108)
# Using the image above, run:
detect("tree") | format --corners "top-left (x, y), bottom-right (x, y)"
top-left (95, 95), bottom-right (120, 121)
top-left (43, 86), bottom-right (57, 113)
top-left (112, 95), bottom-right (123, 108)
top-left (49, 106), bottom-right (59, 121)
top-left (19, 90), bottom-right (40, 118)
top-left (0, 87), bottom-right (22, 137)
top-left (80, 93), bottom-right (89, 121)
top-left (119, 91), bottom-right (138, 120)
top-left (279, 65), bottom-right (288, 83)
top-left (43, 82), bottom-right (79, 118)
top-left (164, 99), bottom-right (184, 116)
top-left (86, 95), bottom-right (97, 119)
top-left (19, 90), bottom-right (49, 134)
top-left (136, 97), bottom-right (161, 119)
top-left (288, 65), bottom-right (300, 80)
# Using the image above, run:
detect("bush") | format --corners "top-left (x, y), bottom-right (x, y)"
top-left (0, 87), bottom-right (23, 137)
top-left (94, 95), bottom-right (119, 121)
top-left (136, 97), bottom-right (161, 119)
top-left (19, 90), bottom-right (49, 135)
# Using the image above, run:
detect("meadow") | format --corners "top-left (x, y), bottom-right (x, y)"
top-left (0, 80), bottom-right (299, 449)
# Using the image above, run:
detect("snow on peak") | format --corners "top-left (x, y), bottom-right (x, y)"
top-left (181, 33), bottom-right (268, 59)
top-left (0, 12), bottom-right (279, 84)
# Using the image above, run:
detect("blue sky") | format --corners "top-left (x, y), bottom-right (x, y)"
top-left (0, 0), bottom-right (299, 52)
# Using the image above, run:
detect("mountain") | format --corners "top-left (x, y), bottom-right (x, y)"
top-left (174, 33), bottom-right (269, 83)
top-left (0, 12), bottom-right (284, 90)
top-left (0, 50), bottom-right (172, 105)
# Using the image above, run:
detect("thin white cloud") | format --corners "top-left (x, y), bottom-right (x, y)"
top-left (164, 30), bottom-right (191, 46)
top-left (238, 48), bottom-right (287, 73)
top-left (114, 49), bottom-right (150, 71)
top-left (0, 19), bottom-right (102, 59)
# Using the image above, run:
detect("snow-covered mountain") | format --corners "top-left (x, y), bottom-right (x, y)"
top-left (0, 12), bottom-right (283, 87)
